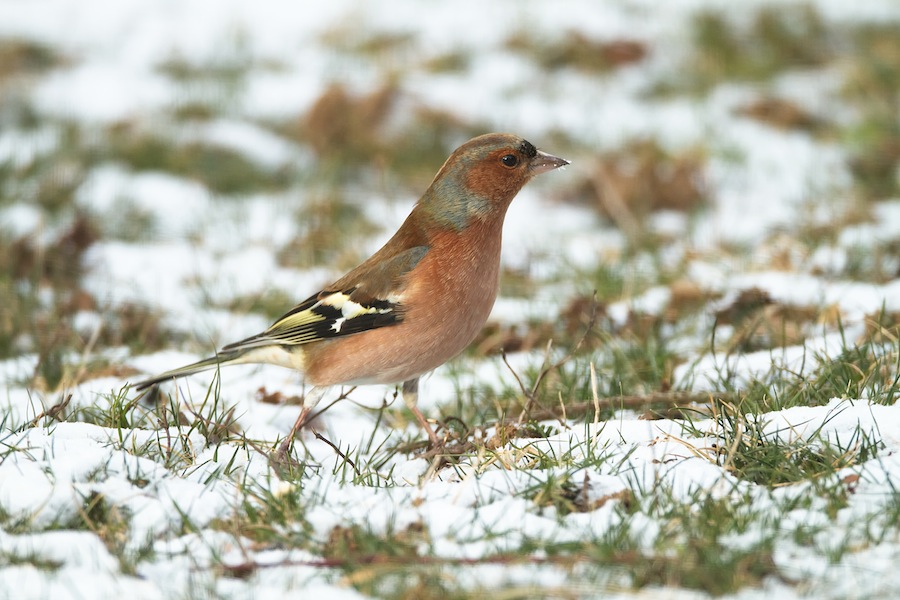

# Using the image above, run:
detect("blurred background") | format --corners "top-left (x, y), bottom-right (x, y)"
top-left (0, 0), bottom-right (898, 395)
top-left (3, 3), bottom-right (900, 598)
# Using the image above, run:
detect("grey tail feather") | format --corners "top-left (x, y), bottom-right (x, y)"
top-left (131, 349), bottom-right (245, 391)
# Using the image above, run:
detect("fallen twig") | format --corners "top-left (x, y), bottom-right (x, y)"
top-left (506, 390), bottom-right (739, 424)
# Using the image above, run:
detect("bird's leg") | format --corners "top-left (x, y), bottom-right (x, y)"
top-left (276, 406), bottom-right (310, 458)
top-left (402, 378), bottom-right (440, 446)
top-left (277, 386), bottom-right (326, 458)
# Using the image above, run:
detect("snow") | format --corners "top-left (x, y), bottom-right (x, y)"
top-left (77, 166), bottom-right (212, 237)
top-left (3, 0), bottom-right (900, 598)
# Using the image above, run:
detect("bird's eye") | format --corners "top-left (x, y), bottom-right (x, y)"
top-left (500, 154), bottom-right (519, 168)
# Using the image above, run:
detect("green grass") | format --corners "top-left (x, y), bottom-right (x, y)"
top-left (5, 328), bottom-right (897, 598)
top-left (0, 218), bottom-right (96, 388)
top-left (656, 4), bottom-right (833, 95)
top-left (0, 550), bottom-right (63, 572)
top-left (841, 23), bottom-right (900, 201)
top-left (704, 317), bottom-right (900, 415)
top-left (0, 38), bottom-right (64, 80)
top-left (276, 188), bottom-right (379, 271)
top-left (104, 126), bottom-right (292, 196)
top-left (505, 29), bottom-right (648, 73)
top-left (625, 487), bottom-right (780, 594)
top-left (696, 398), bottom-right (883, 488)
top-left (0, 215), bottom-right (181, 388)
top-left (4, 3), bottom-right (900, 598)
top-left (279, 82), bottom-right (486, 191)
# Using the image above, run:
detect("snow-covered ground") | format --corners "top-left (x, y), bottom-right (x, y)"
top-left (2, 1), bottom-right (900, 598)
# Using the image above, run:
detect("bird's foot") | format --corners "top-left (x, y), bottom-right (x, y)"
top-left (268, 445), bottom-right (304, 476)
top-left (269, 406), bottom-right (312, 467)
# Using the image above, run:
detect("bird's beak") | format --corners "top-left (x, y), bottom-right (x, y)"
top-left (529, 150), bottom-right (570, 175)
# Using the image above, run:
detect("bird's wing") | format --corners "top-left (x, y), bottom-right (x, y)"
top-left (221, 245), bottom-right (428, 352)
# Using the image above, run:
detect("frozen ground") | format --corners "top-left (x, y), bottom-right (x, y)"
top-left (2, 1), bottom-right (900, 598)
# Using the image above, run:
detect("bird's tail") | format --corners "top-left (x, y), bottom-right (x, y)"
top-left (131, 349), bottom-right (247, 391)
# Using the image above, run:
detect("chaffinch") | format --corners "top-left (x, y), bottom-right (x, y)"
top-left (134, 133), bottom-right (569, 454)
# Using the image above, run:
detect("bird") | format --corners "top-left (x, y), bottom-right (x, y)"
top-left (133, 133), bottom-right (569, 455)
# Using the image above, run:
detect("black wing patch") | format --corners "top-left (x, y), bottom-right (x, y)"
top-left (220, 245), bottom-right (429, 353)
top-left (221, 289), bottom-right (402, 352)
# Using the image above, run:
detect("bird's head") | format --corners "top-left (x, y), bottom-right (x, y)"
top-left (421, 133), bottom-right (569, 230)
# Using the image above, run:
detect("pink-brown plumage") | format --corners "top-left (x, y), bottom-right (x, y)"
top-left (304, 219), bottom-right (504, 386)
top-left (133, 133), bottom-right (568, 452)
